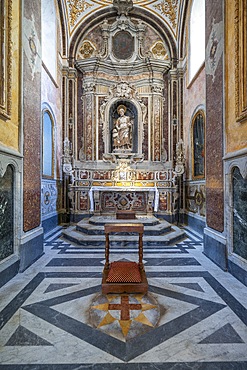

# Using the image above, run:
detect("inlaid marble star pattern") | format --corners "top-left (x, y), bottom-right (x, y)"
top-left (90, 293), bottom-right (159, 339)
top-left (0, 226), bottom-right (247, 368)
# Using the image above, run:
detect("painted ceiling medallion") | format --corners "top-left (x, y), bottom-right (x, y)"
top-left (151, 41), bottom-right (169, 60)
top-left (79, 40), bottom-right (96, 58)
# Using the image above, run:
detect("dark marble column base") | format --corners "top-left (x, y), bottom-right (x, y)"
top-left (228, 259), bottom-right (247, 287)
top-left (19, 228), bottom-right (44, 272)
top-left (0, 255), bottom-right (20, 288)
top-left (203, 227), bottom-right (227, 270)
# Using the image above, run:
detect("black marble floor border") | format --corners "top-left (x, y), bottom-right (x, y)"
top-left (1, 270), bottom-right (247, 332)
top-left (45, 256), bottom-right (201, 267)
top-left (22, 283), bottom-right (226, 362)
top-left (0, 362), bottom-right (247, 369)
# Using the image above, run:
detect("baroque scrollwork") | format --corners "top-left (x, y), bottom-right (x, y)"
top-left (67, 0), bottom-right (93, 27)
top-left (154, 0), bottom-right (178, 29)
top-left (174, 139), bottom-right (185, 175)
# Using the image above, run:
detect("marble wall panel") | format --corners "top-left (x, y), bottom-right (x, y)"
top-left (141, 97), bottom-right (148, 160)
top-left (232, 167), bottom-right (247, 260)
top-left (163, 74), bottom-right (169, 157)
top-left (0, 0), bottom-right (21, 150)
top-left (225, 0), bottom-right (247, 153)
top-left (205, 0), bottom-right (224, 232)
top-left (77, 71), bottom-right (84, 160)
top-left (23, 1), bottom-right (42, 232)
top-left (0, 165), bottom-right (14, 261)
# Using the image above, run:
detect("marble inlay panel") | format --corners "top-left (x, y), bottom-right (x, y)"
top-left (233, 167), bottom-right (247, 260)
top-left (23, 2), bottom-right (42, 232)
top-left (205, 0), bottom-right (224, 232)
top-left (0, 165), bottom-right (14, 261)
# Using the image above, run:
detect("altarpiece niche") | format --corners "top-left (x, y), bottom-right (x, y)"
top-left (63, 1), bottom-right (184, 218)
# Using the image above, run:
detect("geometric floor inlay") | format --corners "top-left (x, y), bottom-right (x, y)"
top-left (1, 229), bottom-right (247, 368)
top-left (5, 326), bottom-right (53, 346)
top-left (199, 323), bottom-right (245, 344)
top-left (90, 292), bottom-right (160, 341)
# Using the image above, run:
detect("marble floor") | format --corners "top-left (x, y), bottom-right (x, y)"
top-left (0, 226), bottom-right (247, 369)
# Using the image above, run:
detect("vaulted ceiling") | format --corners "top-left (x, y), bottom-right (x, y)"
top-left (61, 0), bottom-right (187, 40)
top-left (58, 1), bottom-right (188, 61)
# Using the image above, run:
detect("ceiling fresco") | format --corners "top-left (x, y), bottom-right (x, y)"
top-left (65, 0), bottom-right (180, 39)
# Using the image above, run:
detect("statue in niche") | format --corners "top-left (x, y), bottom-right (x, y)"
top-left (112, 105), bottom-right (133, 150)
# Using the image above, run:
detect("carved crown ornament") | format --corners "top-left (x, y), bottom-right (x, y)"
top-left (113, 0), bottom-right (133, 16)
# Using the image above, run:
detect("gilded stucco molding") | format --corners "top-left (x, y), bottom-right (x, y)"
top-left (0, 0), bottom-right (13, 120)
top-left (235, 0), bottom-right (247, 122)
top-left (67, 0), bottom-right (93, 26)
top-left (154, 0), bottom-right (178, 29)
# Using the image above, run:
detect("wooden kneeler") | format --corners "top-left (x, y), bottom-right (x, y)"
top-left (102, 223), bottom-right (148, 294)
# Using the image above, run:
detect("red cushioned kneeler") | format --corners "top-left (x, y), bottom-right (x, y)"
top-left (106, 261), bottom-right (142, 283)
top-left (102, 223), bottom-right (148, 294)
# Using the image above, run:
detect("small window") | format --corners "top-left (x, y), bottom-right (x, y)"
top-left (42, 111), bottom-right (53, 177)
top-left (192, 112), bottom-right (205, 179)
top-left (189, 0), bottom-right (205, 82)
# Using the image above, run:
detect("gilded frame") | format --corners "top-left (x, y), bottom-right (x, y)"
top-left (191, 110), bottom-right (205, 180)
top-left (235, 0), bottom-right (247, 122)
top-left (0, 0), bottom-right (12, 120)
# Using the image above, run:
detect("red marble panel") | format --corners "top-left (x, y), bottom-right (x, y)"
top-left (205, 0), bottom-right (224, 232)
top-left (23, 3), bottom-right (42, 232)
top-left (77, 71), bottom-right (84, 158)
top-left (141, 97), bottom-right (148, 160)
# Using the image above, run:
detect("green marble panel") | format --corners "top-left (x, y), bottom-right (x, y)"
top-left (233, 167), bottom-right (247, 260)
top-left (0, 165), bottom-right (14, 261)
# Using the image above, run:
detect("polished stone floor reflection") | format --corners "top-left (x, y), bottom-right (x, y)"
top-left (0, 226), bottom-right (247, 369)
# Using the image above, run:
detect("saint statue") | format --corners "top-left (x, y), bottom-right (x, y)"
top-left (113, 105), bottom-right (133, 150)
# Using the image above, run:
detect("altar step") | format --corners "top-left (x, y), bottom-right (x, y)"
top-left (62, 215), bottom-right (185, 247)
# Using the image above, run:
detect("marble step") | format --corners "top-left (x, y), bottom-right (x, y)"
top-left (88, 215), bottom-right (160, 226)
top-left (76, 219), bottom-right (172, 236)
top-left (62, 225), bottom-right (185, 247)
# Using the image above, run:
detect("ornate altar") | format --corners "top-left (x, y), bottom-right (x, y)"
top-left (62, 0), bottom-right (185, 222)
